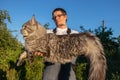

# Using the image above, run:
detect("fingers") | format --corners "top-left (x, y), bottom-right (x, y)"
top-left (34, 52), bottom-right (43, 56)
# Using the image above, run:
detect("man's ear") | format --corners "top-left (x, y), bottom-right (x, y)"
top-left (65, 15), bottom-right (68, 22)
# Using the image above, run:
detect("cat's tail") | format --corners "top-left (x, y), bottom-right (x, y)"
top-left (82, 33), bottom-right (107, 80)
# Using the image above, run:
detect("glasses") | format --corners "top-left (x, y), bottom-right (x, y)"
top-left (52, 14), bottom-right (65, 20)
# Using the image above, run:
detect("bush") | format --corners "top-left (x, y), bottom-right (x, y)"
top-left (0, 49), bottom-right (44, 80)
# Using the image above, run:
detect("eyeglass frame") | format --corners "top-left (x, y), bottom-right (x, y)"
top-left (52, 14), bottom-right (65, 20)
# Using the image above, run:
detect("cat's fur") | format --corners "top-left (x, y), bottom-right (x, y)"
top-left (17, 16), bottom-right (107, 80)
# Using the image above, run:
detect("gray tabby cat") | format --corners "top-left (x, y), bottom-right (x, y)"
top-left (17, 16), bottom-right (107, 80)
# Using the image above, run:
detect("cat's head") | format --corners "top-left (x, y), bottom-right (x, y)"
top-left (21, 16), bottom-right (46, 39)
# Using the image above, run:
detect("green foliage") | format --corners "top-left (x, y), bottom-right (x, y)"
top-left (94, 26), bottom-right (119, 57)
top-left (106, 59), bottom-right (120, 80)
top-left (118, 35), bottom-right (120, 45)
top-left (0, 26), bottom-right (21, 51)
top-left (0, 10), bottom-right (11, 26)
top-left (25, 57), bottom-right (44, 80)
top-left (43, 23), bottom-right (50, 29)
top-left (75, 63), bottom-right (88, 80)
top-left (75, 56), bottom-right (89, 80)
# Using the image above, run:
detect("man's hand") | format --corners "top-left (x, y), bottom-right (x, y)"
top-left (34, 51), bottom-right (44, 56)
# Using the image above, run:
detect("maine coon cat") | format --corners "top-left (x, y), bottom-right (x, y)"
top-left (17, 16), bottom-right (107, 80)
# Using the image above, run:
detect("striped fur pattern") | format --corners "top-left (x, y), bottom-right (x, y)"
top-left (17, 16), bottom-right (107, 80)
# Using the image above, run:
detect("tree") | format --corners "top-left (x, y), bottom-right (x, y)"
top-left (0, 10), bottom-right (11, 26)
top-left (94, 26), bottom-right (119, 57)
top-left (43, 23), bottom-right (50, 29)
top-left (118, 35), bottom-right (120, 45)
top-left (0, 10), bottom-right (23, 80)
top-left (117, 35), bottom-right (120, 56)
top-left (0, 10), bottom-right (22, 51)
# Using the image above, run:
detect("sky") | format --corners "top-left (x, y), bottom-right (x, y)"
top-left (0, 0), bottom-right (120, 43)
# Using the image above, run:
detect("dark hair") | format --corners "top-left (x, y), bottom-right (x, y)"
top-left (52, 8), bottom-right (67, 17)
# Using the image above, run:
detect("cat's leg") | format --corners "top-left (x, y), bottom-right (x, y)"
top-left (27, 52), bottom-right (34, 64)
top-left (17, 51), bottom-right (27, 66)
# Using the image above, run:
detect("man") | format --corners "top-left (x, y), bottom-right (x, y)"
top-left (35, 8), bottom-right (78, 80)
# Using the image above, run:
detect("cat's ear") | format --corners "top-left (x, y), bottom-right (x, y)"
top-left (30, 15), bottom-right (36, 25)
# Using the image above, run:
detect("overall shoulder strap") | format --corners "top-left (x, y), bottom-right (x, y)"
top-left (53, 28), bottom-right (57, 34)
top-left (53, 28), bottom-right (71, 34)
top-left (67, 28), bottom-right (71, 34)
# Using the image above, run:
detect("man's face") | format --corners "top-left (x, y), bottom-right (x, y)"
top-left (53, 11), bottom-right (67, 27)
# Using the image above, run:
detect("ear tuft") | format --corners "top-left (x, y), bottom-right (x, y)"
top-left (30, 15), bottom-right (36, 25)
